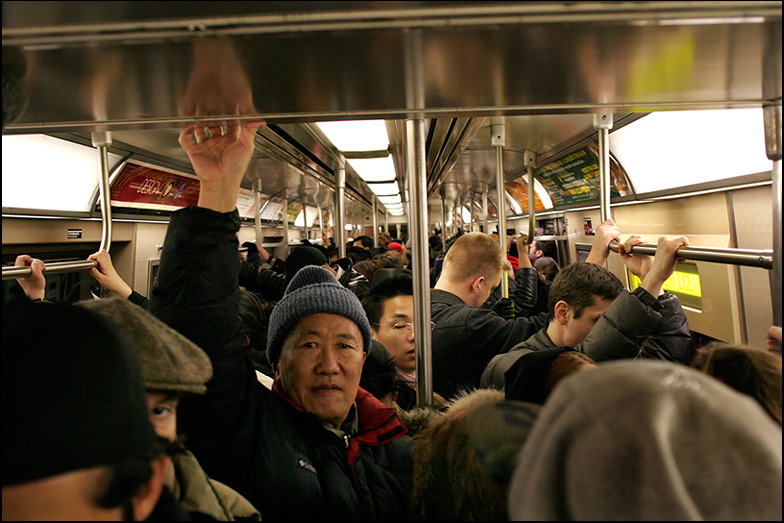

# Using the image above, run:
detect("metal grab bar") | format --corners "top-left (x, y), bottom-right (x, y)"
top-left (2, 260), bottom-right (98, 281)
top-left (608, 241), bottom-right (774, 269)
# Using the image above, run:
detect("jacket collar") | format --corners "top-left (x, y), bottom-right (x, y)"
top-left (431, 289), bottom-right (466, 306)
top-left (271, 379), bottom-right (407, 446)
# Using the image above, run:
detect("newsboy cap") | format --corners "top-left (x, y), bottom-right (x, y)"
top-left (77, 298), bottom-right (213, 394)
top-left (267, 265), bottom-right (372, 365)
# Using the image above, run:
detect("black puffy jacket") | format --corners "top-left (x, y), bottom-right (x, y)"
top-left (150, 206), bottom-right (414, 521)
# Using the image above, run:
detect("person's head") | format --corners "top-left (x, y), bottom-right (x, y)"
top-left (387, 241), bottom-right (405, 257)
top-left (347, 245), bottom-right (371, 264)
top-left (353, 235), bottom-right (373, 250)
top-left (285, 246), bottom-right (329, 282)
top-left (437, 232), bottom-right (505, 307)
top-left (534, 256), bottom-right (560, 283)
top-left (359, 340), bottom-right (399, 406)
top-left (505, 348), bottom-right (598, 404)
top-left (352, 259), bottom-right (383, 284)
top-left (693, 343), bottom-right (782, 425)
top-left (413, 389), bottom-right (541, 521)
top-left (77, 298), bottom-right (214, 442)
top-left (3, 301), bottom-right (165, 520)
top-left (383, 248), bottom-right (406, 268)
top-left (266, 266), bottom-right (373, 429)
top-left (508, 360), bottom-right (783, 520)
top-left (528, 239), bottom-right (557, 263)
top-left (547, 262), bottom-right (623, 347)
top-left (362, 271), bottom-right (416, 374)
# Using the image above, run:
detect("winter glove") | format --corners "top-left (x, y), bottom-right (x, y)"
top-left (492, 297), bottom-right (515, 319)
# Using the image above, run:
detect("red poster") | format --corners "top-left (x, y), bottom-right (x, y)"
top-left (110, 162), bottom-right (200, 211)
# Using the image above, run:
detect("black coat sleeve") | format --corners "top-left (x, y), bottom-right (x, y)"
top-left (238, 259), bottom-right (287, 301)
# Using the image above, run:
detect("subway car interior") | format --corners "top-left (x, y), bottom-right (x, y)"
top-left (2, 3), bottom-right (781, 357)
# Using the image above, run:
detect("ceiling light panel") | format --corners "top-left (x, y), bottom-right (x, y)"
top-left (347, 155), bottom-right (396, 182)
top-left (315, 120), bottom-right (389, 151)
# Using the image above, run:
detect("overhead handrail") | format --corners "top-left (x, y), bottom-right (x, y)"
top-left (2, 260), bottom-right (98, 281)
top-left (607, 241), bottom-right (774, 269)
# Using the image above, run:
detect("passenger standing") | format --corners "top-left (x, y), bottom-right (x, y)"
top-left (507, 360), bottom-right (782, 520)
top-left (149, 120), bottom-right (414, 520)
top-left (429, 232), bottom-right (549, 399)
top-left (77, 298), bottom-right (262, 520)
top-left (2, 301), bottom-right (167, 521)
top-left (482, 232), bottom-right (692, 390)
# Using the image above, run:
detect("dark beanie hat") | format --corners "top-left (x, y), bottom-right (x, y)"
top-left (267, 265), bottom-right (372, 365)
top-left (2, 301), bottom-right (157, 486)
top-left (77, 298), bottom-right (213, 394)
top-left (504, 347), bottom-right (575, 404)
top-left (285, 246), bottom-right (329, 282)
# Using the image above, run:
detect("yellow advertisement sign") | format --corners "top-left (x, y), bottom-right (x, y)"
top-left (628, 262), bottom-right (702, 310)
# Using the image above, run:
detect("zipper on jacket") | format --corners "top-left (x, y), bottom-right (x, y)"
top-left (344, 434), bottom-right (350, 449)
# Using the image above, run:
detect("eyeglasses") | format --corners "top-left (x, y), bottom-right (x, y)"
top-left (372, 322), bottom-right (436, 333)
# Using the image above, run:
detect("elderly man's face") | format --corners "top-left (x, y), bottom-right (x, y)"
top-left (275, 313), bottom-right (365, 429)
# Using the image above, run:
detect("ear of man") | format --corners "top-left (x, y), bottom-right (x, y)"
top-left (131, 454), bottom-right (169, 521)
top-left (553, 301), bottom-right (570, 326)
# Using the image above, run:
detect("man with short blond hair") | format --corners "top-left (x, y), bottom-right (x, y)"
top-left (431, 233), bottom-right (548, 399)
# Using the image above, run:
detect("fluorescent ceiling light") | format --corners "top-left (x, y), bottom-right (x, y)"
top-left (389, 210), bottom-right (404, 215)
top-left (347, 155), bottom-right (396, 182)
top-left (377, 194), bottom-right (402, 204)
top-left (611, 108), bottom-right (772, 194)
top-left (368, 182), bottom-right (399, 196)
top-left (315, 120), bottom-right (389, 151)
top-left (2, 134), bottom-right (122, 212)
top-left (461, 206), bottom-right (472, 223)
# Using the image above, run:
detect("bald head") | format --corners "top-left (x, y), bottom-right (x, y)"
top-left (442, 233), bottom-right (505, 282)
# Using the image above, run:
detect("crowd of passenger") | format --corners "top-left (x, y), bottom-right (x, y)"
top-left (3, 119), bottom-right (781, 520)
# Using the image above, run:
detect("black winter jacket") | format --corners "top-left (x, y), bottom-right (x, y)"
top-left (481, 287), bottom-right (692, 390)
top-left (430, 290), bottom-right (548, 399)
top-left (150, 206), bottom-right (414, 521)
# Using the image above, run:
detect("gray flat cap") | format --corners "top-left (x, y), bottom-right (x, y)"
top-left (77, 298), bottom-right (213, 394)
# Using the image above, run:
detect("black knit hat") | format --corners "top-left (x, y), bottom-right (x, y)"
top-left (2, 301), bottom-right (157, 486)
top-left (285, 246), bottom-right (329, 282)
top-left (267, 265), bottom-right (372, 365)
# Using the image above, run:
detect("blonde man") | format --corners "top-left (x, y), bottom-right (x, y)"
top-left (431, 233), bottom-right (548, 399)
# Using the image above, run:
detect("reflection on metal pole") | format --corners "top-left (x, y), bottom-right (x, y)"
top-left (336, 165), bottom-right (347, 258)
top-left (525, 151), bottom-right (537, 242)
top-left (594, 114), bottom-right (613, 224)
top-left (407, 118), bottom-right (433, 409)
top-left (492, 121), bottom-right (508, 298)
top-left (92, 131), bottom-right (113, 253)
top-left (372, 196), bottom-right (379, 248)
top-left (253, 179), bottom-right (263, 246)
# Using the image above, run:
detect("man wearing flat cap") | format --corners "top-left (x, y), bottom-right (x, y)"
top-left (149, 120), bottom-right (414, 520)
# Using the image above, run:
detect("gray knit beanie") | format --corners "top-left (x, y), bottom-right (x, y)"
top-left (267, 265), bottom-right (372, 365)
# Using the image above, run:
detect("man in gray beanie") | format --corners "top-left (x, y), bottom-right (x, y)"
top-left (147, 120), bottom-right (414, 520)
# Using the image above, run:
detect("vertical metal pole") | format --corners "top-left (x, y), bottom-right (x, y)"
top-left (594, 114), bottom-right (614, 223)
top-left (407, 118), bottom-right (432, 408)
top-left (384, 211), bottom-right (389, 234)
top-left (764, 20), bottom-right (782, 327)
top-left (482, 187), bottom-right (489, 235)
top-left (303, 201), bottom-right (309, 242)
top-left (318, 204), bottom-right (324, 238)
top-left (440, 196), bottom-right (447, 250)
top-left (372, 196), bottom-right (379, 248)
top-left (253, 179), bottom-right (264, 246)
top-left (405, 26), bottom-right (433, 408)
top-left (336, 165), bottom-right (347, 259)
top-left (492, 122), bottom-right (508, 298)
top-left (92, 131), bottom-right (113, 253)
top-left (282, 195), bottom-right (289, 253)
top-left (525, 151), bottom-right (537, 243)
